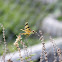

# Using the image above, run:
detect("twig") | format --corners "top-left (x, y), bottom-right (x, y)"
top-left (14, 34), bottom-right (23, 62)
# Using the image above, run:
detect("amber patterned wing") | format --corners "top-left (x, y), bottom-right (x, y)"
top-left (24, 22), bottom-right (31, 33)
top-left (20, 22), bottom-right (32, 35)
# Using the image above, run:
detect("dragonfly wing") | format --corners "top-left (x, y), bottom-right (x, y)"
top-left (24, 22), bottom-right (31, 33)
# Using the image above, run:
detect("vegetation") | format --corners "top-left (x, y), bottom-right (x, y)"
top-left (0, 0), bottom-right (62, 62)
top-left (57, 16), bottom-right (62, 21)
top-left (0, 0), bottom-right (56, 54)
top-left (0, 0), bottom-right (56, 42)
top-left (0, 27), bottom-right (62, 62)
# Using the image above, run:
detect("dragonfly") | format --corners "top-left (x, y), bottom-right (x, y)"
top-left (20, 22), bottom-right (35, 36)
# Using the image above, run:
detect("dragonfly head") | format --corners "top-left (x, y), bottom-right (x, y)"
top-left (31, 30), bottom-right (35, 34)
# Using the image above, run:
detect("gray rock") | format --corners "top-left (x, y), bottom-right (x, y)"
top-left (0, 38), bottom-right (62, 62)
top-left (42, 14), bottom-right (62, 37)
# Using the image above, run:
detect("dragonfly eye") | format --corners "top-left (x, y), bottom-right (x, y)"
top-left (32, 30), bottom-right (35, 33)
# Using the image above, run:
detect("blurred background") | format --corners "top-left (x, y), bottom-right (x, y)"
top-left (0, 0), bottom-right (62, 55)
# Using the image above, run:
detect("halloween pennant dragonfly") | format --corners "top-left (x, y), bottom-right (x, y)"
top-left (20, 22), bottom-right (35, 36)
